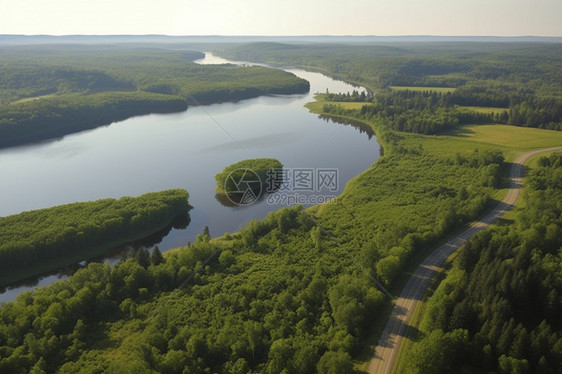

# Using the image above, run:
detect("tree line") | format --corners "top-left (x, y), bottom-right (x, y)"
top-left (0, 92), bottom-right (187, 147)
top-left (322, 90), bottom-right (493, 135)
top-left (219, 42), bottom-right (562, 130)
top-left (322, 88), bottom-right (562, 134)
top-left (404, 153), bottom-right (562, 373)
top-left (0, 46), bottom-right (310, 147)
top-left (0, 189), bottom-right (191, 286)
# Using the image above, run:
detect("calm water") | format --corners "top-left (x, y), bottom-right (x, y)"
top-left (0, 53), bottom-right (379, 302)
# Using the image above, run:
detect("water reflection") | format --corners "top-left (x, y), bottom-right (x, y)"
top-left (318, 114), bottom-right (376, 140)
top-left (0, 55), bottom-right (379, 303)
top-left (215, 180), bottom-right (283, 208)
top-left (0, 212), bottom-right (191, 303)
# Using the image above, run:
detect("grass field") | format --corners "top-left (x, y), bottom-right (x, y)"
top-left (389, 86), bottom-right (456, 93)
top-left (305, 93), bottom-right (367, 112)
top-left (400, 124), bottom-right (562, 162)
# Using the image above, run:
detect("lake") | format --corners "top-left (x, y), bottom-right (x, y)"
top-left (0, 53), bottom-right (380, 302)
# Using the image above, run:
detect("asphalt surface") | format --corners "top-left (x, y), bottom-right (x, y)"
top-left (368, 147), bottom-right (562, 374)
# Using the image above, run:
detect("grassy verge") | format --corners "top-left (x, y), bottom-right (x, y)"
top-left (392, 251), bottom-right (457, 374)
top-left (389, 149), bottom-right (561, 373)
top-left (392, 299), bottom-right (426, 374)
top-left (354, 220), bottom-right (481, 373)
top-left (500, 149), bottom-right (561, 221)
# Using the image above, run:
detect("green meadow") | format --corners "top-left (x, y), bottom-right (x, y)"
top-left (400, 124), bottom-right (562, 162)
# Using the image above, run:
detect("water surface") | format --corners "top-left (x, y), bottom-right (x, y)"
top-left (0, 53), bottom-right (379, 302)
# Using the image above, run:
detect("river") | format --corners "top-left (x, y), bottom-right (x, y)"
top-left (0, 52), bottom-right (379, 303)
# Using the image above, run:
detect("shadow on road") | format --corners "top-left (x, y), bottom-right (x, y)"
top-left (399, 323), bottom-right (424, 342)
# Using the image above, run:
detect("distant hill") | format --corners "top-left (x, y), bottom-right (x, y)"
top-left (1, 34), bottom-right (561, 45)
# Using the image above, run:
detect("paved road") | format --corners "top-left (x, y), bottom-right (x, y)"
top-left (368, 147), bottom-right (562, 374)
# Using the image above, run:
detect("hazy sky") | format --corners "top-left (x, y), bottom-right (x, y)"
top-left (1, 0), bottom-right (560, 36)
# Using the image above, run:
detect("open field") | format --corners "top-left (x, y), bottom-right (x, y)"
top-left (305, 94), bottom-right (367, 112)
top-left (400, 123), bottom-right (562, 162)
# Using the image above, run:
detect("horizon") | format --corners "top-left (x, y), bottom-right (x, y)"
top-left (1, 0), bottom-right (561, 37)
top-left (2, 33), bottom-right (561, 37)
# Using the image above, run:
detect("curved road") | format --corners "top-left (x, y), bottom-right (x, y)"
top-left (368, 147), bottom-right (562, 374)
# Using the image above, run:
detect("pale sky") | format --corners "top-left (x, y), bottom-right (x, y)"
top-left (1, 0), bottom-right (561, 36)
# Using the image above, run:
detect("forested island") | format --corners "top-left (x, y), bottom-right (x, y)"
top-left (0, 46), bottom-right (309, 147)
top-left (215, 158), bottom-right (283, 193)
top-left (0, 40), bottom-right (561, 373)
top-left (0, 189), bottom-right (191, 286)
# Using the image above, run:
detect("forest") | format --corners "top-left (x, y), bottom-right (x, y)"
top-left (322, 90), bottom-right (494, 135)
top-left (0, 189), bottom-right (191, 286)
top-left (0, 92), bottom-right (187, 147)
top-left (0, 46), bottom-right (309, 147)
top-left (404, 153), bottom-right (562, 373)
top-left (0, 138), bottom-right (505, 373)
top-left (217, 42), bottom-right (562, 130)
top-left (0, 41), bottom-right (559, 373)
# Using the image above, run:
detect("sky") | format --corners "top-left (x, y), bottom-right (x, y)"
top-left (1, 0), bottom-right (561, 36)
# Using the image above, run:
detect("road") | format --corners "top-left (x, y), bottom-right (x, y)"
top-left (368, 147), bottom-right (562, 374)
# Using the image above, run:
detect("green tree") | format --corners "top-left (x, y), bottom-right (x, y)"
top-left (135, 248), bottom-right (150, 269)
top-left (316, 351), bottom-right (354, 374)
top-left (150, 246), bottom-right (164, 266)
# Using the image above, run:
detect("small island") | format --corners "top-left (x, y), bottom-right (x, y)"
top-left (215, 158), bottom-right (283, 205)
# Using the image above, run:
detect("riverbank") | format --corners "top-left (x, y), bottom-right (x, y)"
top-left (1, 72), bottom-right (560, 374)
top-left (0, 58), bottom-right (379, 303)
top-left (0, 45), bottom-right (309, 148)
top-left (0, 190), bottom-right (191, 287)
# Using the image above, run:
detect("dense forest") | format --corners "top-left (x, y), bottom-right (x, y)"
top-left (405, 153), bottom-right (562, 373)
top-left (0, 144), bottom-right (505, 372)
top-left (0, 46), bottom-right (309, 147)
top-left (0, 92), bottom-right (187, 147)
top-left (217, 42), bottom-right (562, 130)
top-left (322, 90), bottom-right (494, 135)
top-left (0, 189), bottom-right (190, 286)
